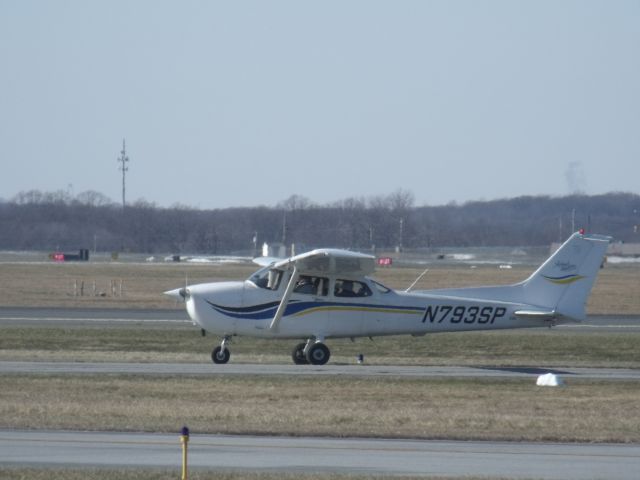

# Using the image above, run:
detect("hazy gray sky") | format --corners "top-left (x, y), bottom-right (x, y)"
top-left (1, 1), bottom-right (638, 208)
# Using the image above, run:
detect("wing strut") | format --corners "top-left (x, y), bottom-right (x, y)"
top-left (406, 267), bottom-right (429, 292)
top-left (269, 266), bottom-right (299, 331)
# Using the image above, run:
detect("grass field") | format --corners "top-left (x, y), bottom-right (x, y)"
top-left (2, 374), bottom-right (639, 443)
top-left (2, 322), bottom-right (639, 446)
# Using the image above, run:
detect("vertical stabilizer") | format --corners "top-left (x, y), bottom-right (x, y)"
top-left (521, 232), bottom-right (610, 321)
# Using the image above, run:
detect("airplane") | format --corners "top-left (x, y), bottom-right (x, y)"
top-left (165, 231), bottom-right (611, 365)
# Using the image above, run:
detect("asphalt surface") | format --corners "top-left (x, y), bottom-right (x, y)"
top-left (0, 306), bottom-right (191, 327)
top-left (1, 429), bottom-right (638, 479)
top-left (2, 360), bottom-right (640, 381)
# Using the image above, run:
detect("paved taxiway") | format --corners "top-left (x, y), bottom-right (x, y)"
top-left (2, 360), bottom-right (640, 380)
top-left (1, 429), bottom-right (638, 479)
top-left (0, 307), bottom-right (191, 327)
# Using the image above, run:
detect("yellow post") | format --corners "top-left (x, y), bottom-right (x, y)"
top-left (180, 426), bottom-right (190, 480)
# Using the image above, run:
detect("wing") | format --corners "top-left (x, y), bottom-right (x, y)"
top-left (273, 248), bottom-right (376, 277)
top-left (252, 256), bottom-right (281, 267)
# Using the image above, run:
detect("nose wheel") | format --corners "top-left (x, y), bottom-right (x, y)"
top-left (211, 336), bottom-right (231, 364)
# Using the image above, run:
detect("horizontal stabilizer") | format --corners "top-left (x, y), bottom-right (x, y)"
top-left (514, 310), bottom-right (557, 322)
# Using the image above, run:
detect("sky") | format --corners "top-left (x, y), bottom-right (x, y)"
top-left (1, 1), bottom-right (639, 209)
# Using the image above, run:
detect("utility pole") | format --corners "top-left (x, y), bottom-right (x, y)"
top-left (282, 210), bottom-right (287, 244)
top-left (117, 139), bottom-right (129, 209)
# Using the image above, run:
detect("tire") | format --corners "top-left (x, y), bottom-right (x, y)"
top-left (291, 342), bottom-right (309, 365)
top-left (306, 342), bottom-right (330, 365)
top-left (211, 346), bottom-right (230, 364)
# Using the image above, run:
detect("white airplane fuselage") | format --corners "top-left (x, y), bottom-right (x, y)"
top-left (185, 278), bottom-right (543, 340)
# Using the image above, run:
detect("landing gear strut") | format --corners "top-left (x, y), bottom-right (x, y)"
top-left (211, 336), bottom-right (231, 364)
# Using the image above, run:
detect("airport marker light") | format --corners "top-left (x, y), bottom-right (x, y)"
top-left (180, 425), bottom-right (190, 480)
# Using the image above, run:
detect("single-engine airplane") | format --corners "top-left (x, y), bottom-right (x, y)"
top-left (165, 232), bottom-right (610, 365)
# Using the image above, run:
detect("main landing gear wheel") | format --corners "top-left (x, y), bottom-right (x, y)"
top-left (211, 346), bottom-right (230, 364)
top-left (306, 342), bottom-right (330, 365)
top-left (291, 342), bottom-right (309, 365)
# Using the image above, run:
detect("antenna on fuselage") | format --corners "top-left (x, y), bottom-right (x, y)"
top-left (405, 267), bottom-right (429, 292)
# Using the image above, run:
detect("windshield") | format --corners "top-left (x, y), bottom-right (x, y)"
top-left (370, 279), bottom-right (392, 294)
top-left (248, 267), bottom-right (284, 290)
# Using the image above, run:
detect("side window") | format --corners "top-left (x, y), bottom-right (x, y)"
top-left (294, 275), bottom-right (329, 296)
top-left (334, 279), bottom-right (372, 298)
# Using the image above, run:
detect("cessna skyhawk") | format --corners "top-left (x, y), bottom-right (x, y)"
top-left (165, 232), bottom-right (610, 365)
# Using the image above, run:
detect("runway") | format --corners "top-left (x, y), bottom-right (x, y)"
top-left (2, 360), bottom-right (639, 380)
top-left (1, 429), bottom-right (638, 479)
top-left (0, 306), bottom-right (190, 327)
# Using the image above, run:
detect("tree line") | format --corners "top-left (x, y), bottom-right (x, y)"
top-left (1, 189), bottom-right (638, 254)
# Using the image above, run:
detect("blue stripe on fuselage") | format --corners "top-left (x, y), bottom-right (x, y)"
top-left (206, 299), bottom-right (423, 320)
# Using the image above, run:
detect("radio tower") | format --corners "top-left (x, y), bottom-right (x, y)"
top-left (117, 139), bottom-right (129, 209)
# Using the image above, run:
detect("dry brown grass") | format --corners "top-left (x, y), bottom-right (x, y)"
top-left (1, 374), bottom-right (638, 443)
top-left (0, 262), bottom-right (252, 309)
top-left (0, 261), bottom-right (638, 314)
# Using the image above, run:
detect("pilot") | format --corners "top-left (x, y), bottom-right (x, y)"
top-left (294, 276), bottom-right (316, 294)
top-left (335, 280), bottom-right (356, 297)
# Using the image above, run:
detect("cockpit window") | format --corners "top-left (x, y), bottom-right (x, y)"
top-left (334, 279), bottom-right (372, 297)
top-left (370, 280), bottom-right (391, 294)
top-left (294, 275), bottom-right (329, 296)
top-left (249, 267), bottom-right (284, 291)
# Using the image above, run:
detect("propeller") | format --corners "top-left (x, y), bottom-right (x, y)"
top-left (180, 273), bottom-right (189, 300)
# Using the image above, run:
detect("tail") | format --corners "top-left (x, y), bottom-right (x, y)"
top-left (520, 232), bottom-right (611, 321)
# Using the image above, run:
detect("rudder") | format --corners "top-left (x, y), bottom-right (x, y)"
top-left (521, 232), bottom-right (611, 321)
